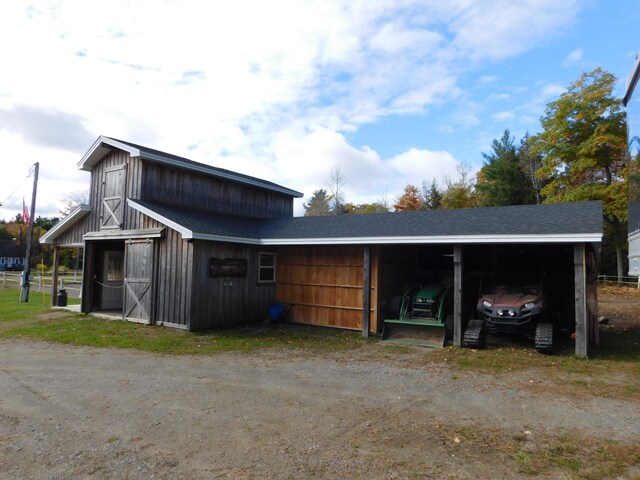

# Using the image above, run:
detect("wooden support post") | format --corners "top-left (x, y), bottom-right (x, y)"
top-left (453, 244), bottom-right (463, 346)
top-left (51, 246), bottom-right (60, 306)
top-left (362, 246), bottom-right (371, 337)
top-left (574, 243), bottom-right (588, 357)
top-left (81, 242), bottom-right (93, 314)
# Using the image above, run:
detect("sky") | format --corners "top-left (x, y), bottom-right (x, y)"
top-left (0, 0), bottom-right (638, 220)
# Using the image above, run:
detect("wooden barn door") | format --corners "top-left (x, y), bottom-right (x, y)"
top-left (101, 164), bottom-right (125, 230)
top-left (124, 239), bottom-right (154, 324)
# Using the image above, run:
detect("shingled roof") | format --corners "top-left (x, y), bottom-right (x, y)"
top-left (78, 136), bottom-right (303, 198)
top-left (129, 199), bottom-right (603, 245)
top-left (0, 239), bottom-right (26, 257)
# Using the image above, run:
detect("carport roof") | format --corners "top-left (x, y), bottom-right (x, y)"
top-left (129, 199), bottom-right (603, 245)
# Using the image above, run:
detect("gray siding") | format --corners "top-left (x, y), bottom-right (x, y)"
top-left (190, 241), bottom-right (276, 330)
top-left (148, 217), bottom-right (194, 328)
top-left (54, 215), bottom-right (91, 247)
top-left (140, 162), bottom-right (293, 219)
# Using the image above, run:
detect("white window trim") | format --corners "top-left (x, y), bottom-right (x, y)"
top-left (258, 252), bottom-right (276, 283)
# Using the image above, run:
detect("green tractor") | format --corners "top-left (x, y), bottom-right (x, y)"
top-left (382, 283), bottom-right (453, 348)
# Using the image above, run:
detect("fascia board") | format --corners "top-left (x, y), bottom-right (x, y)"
top-left (191, 233), bottom-right (261, 244)
top-left (127, 199), bottom-right (194, 239)
top-left (624, 51), bottom-right (640, 106)
top-left (259, 233), bottom-right (603, 245)
top-left (78, 136), bottom-right (141, 171)
top-left (40, 205), bottom-right (91, 244)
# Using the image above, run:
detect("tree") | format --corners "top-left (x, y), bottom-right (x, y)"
top-left (60, 190), bottom-right (90, 217)
top-left (531, 68), bottom-right (627, 279)
top-left (476, 129), bottom-right (535, 207)
top-left (518, 133), bottom-right (544, 204)
top-left (303, 189), bottom-right (332, 216)
top-left (393, 184), bottom-right (423, 211)
top-left (327, 166), bottom-right (347, 215)
top-left (422, 179), bottom-right (442, 210)
top-left (344, 202), bottom-right (389, 214)
top-left (440, 163), bottom-right (478, 209)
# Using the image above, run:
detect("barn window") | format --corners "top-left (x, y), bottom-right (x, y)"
top-left (258, 252), bottom-right (276, 283)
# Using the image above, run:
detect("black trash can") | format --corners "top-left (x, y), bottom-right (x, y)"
top-left (56, 289), bottom-right (68, 307)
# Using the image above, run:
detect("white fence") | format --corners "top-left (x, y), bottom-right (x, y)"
top-left (597, 275), bottom-right (640, 288)
top-left (1, 271), bottom-right (82, 298)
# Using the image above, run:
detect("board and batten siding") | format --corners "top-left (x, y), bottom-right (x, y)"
top-left (275, 246), bottom-right (379, 333)
top-left (189, 241), bottom-right (275, 330)
top-left (149, 218), bottom-right (194, 329)
top-left (53, 215), bottom-right (91, 247)
top-left (140, 162), bottom-right (293, 219)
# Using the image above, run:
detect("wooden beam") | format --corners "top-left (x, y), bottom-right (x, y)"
top-left (453, 244), bottom-right (463, 346)
top-left (81, 241), bottom-right (93, 314)
top-left (362, 246), bottom-right (371, 337)
top-left (574, 243), bottom-right (588, 357)
top-left (51, 246), bottom-right (60, 306)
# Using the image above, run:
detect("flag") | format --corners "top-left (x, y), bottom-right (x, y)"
top-left (22, 198), bottom-right (30, 225)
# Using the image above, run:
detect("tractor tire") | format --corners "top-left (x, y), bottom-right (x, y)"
top-left (463, 319), bottom-right (485, 349)
top-left (445, 314), bottom-right (454, 341)
top-left (535, 322), bottom-right (554, 354)
top-left (387, 296), bottom-right (402, 319)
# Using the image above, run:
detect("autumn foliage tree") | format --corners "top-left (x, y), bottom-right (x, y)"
top-left (531, 68), bottom-right (627, 278)
top-left (393, 184), bottom-right (423, 211)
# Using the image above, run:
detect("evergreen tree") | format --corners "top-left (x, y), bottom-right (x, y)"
top-left (422, 179), bottom-right (442, 210)
top-left (476, 129), bottom-right (534, 207)
top-left (303, 189), bottom-right (332, 216)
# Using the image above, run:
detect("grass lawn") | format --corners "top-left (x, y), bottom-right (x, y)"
top-left (0, 287), bottom-right (372, 354)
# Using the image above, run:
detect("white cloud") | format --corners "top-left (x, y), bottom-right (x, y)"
top-left (562, 48), bottom-right (584, 67)
top-left (487, 93), bottom-right (511, 102)
top-left (0, 0), bottom-right (586, 220)
top-left (492, 111), bottom-right (516, 122)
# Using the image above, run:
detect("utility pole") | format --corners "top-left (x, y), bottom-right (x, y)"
top-left (20, 162), bottom-right (39, 303)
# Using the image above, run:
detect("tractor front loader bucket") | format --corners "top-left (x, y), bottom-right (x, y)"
top-left (381, 319), bottom-right (446, 348)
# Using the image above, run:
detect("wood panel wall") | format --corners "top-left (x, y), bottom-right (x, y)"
top-left (54, 215), bottom-right (91, 247)
top-left (276, 246), bottom-right (378, 332)
top-left (125, 156), bottom-right (145, 229)
top-left (149, 219), bottom-right (193, 329)
top-left (189, 242), bottom-right (276, 330)
top-left (140, 162), bottom-right (293, 219)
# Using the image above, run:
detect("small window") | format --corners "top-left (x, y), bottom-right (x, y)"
top-left (258, 252), bottom-right (276, 283)
top-left (0, 258), bottom-right (4, 264)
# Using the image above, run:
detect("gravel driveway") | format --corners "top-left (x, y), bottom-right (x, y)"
top-left (1, 340), bottom-right (638, 479)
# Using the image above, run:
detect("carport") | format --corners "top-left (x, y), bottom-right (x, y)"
top-left (266, 201), bottom-right (602, 357)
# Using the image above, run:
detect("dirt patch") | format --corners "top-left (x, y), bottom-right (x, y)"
top-left (36, 311), bottom-right (71, 321)
top-left (1, 339), bottom-right (639, 479)
top-left (598, 284), bottom-right (640, 328)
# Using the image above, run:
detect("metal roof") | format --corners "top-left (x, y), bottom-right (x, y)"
top-left (129, 199), bottom-right (603, 246)
top-left (78, 136), bottom-right (303, 198)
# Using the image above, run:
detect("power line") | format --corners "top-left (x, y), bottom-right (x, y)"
top-left (0, 170), bottom-right (33, 207)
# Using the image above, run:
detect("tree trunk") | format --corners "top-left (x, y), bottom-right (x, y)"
top-left (617, 246), bottom-right (624, 285)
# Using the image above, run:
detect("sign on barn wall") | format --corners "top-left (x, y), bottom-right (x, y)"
top-left (209, 258), bottom-right (247, 278)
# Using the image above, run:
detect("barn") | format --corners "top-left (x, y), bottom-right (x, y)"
top-left (41, 136), bottom-right (602, 356)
